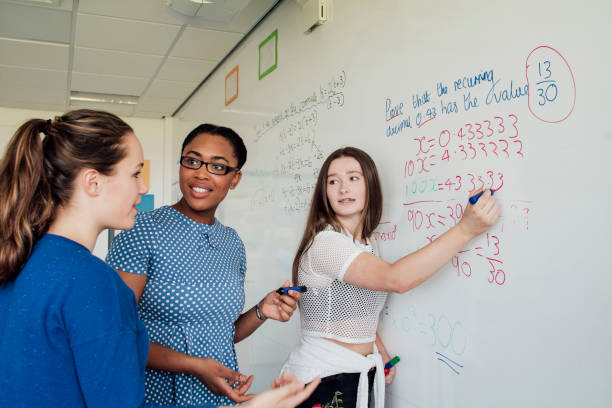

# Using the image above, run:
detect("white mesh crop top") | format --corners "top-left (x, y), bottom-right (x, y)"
top-left (297, 226), bottom-right (388, 343)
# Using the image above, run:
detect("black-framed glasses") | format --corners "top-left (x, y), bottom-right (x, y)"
top-left (180, 156), bottom-right (240, 175)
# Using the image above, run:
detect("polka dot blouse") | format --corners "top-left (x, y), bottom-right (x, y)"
top-left (106, 205), bottom-right (246, 406)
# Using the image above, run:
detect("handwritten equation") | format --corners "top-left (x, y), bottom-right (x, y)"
top-left (252, 70), bottom-right (347, 215)
top-left (255, 70), bottom-right (346, 141)
top-left (403, 112), bottom-right (524, 184)
top-left (384, 45), bottom-right (575, 138)
top-left (400, 198), bottom-right (531, 286)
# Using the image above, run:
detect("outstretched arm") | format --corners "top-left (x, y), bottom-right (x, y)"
top-left (344, 190), bottom-right (500, 293)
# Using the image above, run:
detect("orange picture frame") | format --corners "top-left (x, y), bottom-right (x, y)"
top-left (225, 65), bottom-right (239, 106)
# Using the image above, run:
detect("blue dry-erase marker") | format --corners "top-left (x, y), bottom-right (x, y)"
top-left (469, 189), bottom-right (494, 205)
top-left (276, 286), bottom-right (308, 295)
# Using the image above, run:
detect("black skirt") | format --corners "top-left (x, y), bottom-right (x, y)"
top-left (296, 369), bottom-right (376, 408)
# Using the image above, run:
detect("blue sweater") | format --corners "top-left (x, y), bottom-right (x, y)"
top-left (0, 234), bottom-right (214, 408)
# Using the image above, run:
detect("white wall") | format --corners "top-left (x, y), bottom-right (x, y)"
top-left (0, 107), bottom-right (63, 158)
top-left (168, 117), bottom-right (200, 204)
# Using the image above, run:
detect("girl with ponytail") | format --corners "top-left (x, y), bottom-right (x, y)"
top-left (0, 109), bottom-right (317, 408)
top-left (0, 111), bottom-right (130, 284)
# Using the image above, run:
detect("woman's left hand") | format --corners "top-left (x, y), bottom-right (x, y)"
top-left (259, 280), bottom-right (301, 322)
top-left (380, 350), bottom-right (397, 384)
top-left (376, 333), bottom-right (396, 385)
top-left (384, 363), bottom-right (397, 385)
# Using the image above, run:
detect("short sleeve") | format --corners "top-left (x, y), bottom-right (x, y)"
top-left (307, 230), bottom-right (366, 282)
top-left (106, 213), bottom-right (156, 276)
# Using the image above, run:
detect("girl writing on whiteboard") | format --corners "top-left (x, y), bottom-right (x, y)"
top-left (107, 124), bottom-right (303, 406)
top-left (280, 146), bottom-right (500, 408)
top-left (0, 109), bottom-right (319, 408)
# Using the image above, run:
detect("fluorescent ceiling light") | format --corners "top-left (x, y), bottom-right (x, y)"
top-left (70, 91), bottom-right (139, 106)
top-left (12, 0), bottom-right (61, 5)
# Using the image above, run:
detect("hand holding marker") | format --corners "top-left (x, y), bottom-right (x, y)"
top-left (384, 356), bottom-right (400, 375)
top-left (469, 188), bottom-right (495, 205)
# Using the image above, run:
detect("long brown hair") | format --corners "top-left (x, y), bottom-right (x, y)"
top-left (0, 109), bottom-right (133, 284)
top-left (292, 147), bottom-right (383, 284)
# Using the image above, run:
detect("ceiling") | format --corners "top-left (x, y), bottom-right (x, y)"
top-left (0, 0), bottom-right (280, 118)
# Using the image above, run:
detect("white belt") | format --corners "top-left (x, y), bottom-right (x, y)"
top-left (280, 336), bottom-right (385, 408)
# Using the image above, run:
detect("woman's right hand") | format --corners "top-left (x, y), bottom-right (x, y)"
top-left (223, 375), bottom-right (320, 408)
top-left (187, 357), bottom-right (255, 403)
top-left (457, 189), bottom-right (500, 238)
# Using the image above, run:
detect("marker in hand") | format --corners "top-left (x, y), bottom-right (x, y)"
top-left (469, 189), bottom-right (494, 205)
top-left (384, 356), bottom-right (400, 375)
top-left (276, 286), bottom-right (308, 295)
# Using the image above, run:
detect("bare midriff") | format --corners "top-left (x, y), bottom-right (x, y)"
top-left (325, 337), bottom-right (374, 356)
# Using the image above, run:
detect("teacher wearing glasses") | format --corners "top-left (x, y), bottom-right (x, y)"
top-left (107, 124), bottom-right (301, 407)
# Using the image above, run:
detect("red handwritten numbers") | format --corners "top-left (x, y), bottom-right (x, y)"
top-left (451, 114), bottom-right (523, 162)
top-left (404, 200), bottom-right (510, 285)
top-left (451, 255), bottom-right (472, 278)
top-left (404, 113), bottom-right (524, 179)
top-left (449, 232), bottom-right (505, 285)
top-left (400, 112), bottom-right (528, 288)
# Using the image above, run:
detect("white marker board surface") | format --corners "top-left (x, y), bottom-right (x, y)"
top-left (176, 1), bottom-right (612, 406)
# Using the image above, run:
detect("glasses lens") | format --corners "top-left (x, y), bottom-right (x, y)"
top-left (181, 157), bottom-right (201, 169)
top-left (207, 162), bottom-right (228, 175)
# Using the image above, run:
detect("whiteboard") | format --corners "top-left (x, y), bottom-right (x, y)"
top-left (175, 0), bottom-right (612, 406)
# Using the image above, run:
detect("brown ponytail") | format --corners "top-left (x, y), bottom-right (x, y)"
top-left (0, 109), bottom-right (133, 284)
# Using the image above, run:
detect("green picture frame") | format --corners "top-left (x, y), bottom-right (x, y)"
top-left (258, 29), bottom-right (278, 80)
